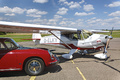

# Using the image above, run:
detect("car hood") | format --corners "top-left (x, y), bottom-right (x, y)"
top-left (17, 46), bottom-right (48, 51)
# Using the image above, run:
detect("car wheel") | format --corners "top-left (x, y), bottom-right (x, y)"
top-left (24, 58), bottom-right (45, 76)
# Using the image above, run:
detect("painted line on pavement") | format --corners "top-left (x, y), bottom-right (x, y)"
top-left (30, 76), bottom-right (36, 80)
top-left (71, 60), bottom-right (75, 64)
top-left (76, 67), bottom-right (86, 80)
top-left (71, 60), bottom-right (86, 80)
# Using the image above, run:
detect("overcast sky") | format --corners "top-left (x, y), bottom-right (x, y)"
top-left (0, 0), bottom-right (120, 29)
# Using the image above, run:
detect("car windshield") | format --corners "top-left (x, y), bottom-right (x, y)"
top-left (4, 39), bottom-right (19, 50)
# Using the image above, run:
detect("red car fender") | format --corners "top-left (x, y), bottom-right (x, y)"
top-left (12, 49), bottom-right (51, 70)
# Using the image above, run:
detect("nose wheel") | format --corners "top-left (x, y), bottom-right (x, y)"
top-left (94, 53), bottom-right (107, 59)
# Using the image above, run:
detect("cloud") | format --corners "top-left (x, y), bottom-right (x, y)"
top-left (104, 17), bottom-right (120, 24)
top-left (59, 0), bottom-right (66, 3)
top-left (102, 17), bottom-right (120, 28)
top-left (57, 7), bottom-right (68, 15)
top-left (5, 13), bottom-right (15, 16)
top-left (83, 4), bottom-right (94, 11)
top-left (75, 12), bottom-right (95, 16)
top-left (0, 6), bottom-right (12, 13)
top-left (59, 21), bottom-right (66, 25)
top-left (0, 6), bottom-right (26, 16)
top-left (59, 0), bottom-right (84, 9)
top-left (48, 19), bottom-right (58, 25)
top-left (69, 2), bottom-right (81, 9)
top-left (26, 18), bottom-right (48, 24)
top-left (87, 18), bottom-right (102, 24)
top-left (26, 18), bottom-right (58, 26)
top-left (108, 1), bottom-right (120, 7)
top-left (26, 9), bottom-right (47, 17)
top-left (0, 6), bottom-right (48, 17)
top-left (33, 0), bottom-right (48, 3)
top-left (12, 7), bottom-right (26, 14)
top-left (108, 11), bottom-right (120, 16)
top-left (0, 17), bottom-right (8, 20)
top-left (79, 0), bottom-right (85, 4)
top-left (54, 15), bottom-right (62, 19)
top-left (104, 12), bottom-right (108, 14)
top-left (85, 17), bottom-right (120, 29)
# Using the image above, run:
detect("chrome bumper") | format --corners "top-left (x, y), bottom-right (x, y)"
top-left (50, 54), bottom-right (59, 64)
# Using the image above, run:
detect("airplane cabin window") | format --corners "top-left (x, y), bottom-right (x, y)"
top-left (63, 33), bottom-right (85, 40)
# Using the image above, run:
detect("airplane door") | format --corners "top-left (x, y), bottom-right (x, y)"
top-left (77, 39), bottom-right (92, 48)
top-left (77, 35), bottom-right (93, 48)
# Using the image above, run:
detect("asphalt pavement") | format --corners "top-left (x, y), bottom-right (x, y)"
top-left (0, 38), bottom-right (120, 80)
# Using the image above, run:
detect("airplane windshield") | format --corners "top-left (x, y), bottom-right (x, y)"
top-left (75, 30), bottom-right (92, 40)
top-left (81, 30), bottom-right (92, 39)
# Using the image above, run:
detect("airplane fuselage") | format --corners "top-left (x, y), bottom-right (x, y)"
top-left (33, 33), bottom-right (108, 50)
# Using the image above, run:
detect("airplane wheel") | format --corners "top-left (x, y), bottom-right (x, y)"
top-left (24, 58), bottom-right (45, 76)
top-left (81, 53), bottom-right (86, 56)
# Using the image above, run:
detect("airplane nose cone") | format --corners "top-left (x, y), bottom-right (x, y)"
top-left (108, 36), bottom-right (113, 39)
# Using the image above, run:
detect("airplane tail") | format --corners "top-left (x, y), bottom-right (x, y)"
top-left (32, 33), bottom-right (41, 45)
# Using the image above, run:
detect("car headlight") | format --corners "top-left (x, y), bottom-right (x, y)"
top-left (48, 50), bottom-right (54, 60)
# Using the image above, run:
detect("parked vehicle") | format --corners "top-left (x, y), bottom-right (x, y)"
top-left (0, 38), bottom-right (59, 76)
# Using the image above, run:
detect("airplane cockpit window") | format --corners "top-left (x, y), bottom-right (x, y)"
top-left (0, 42), bottom-right (5, 50)
top-left (69, 34), bottom-right (78, 40)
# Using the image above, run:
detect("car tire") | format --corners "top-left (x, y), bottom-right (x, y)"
top-left (24, 58), bottom-right (45, 76)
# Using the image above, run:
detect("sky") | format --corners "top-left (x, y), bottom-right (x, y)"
top-left (0, 0), bottom-right (120, 30)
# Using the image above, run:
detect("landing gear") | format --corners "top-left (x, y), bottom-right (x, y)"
top-left (62, 49), bottom-right (77, 59)
top-left (77, 50), bottom-right (88, 56)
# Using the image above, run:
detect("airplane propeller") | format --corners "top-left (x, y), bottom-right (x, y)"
top-left (110, 27), bottom-right (114, 36)
top-left (94, 27), bottom-right (113, 59)
top-left (105, 27), bottom-right (114, 51)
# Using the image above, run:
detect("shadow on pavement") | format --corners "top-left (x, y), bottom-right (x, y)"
top-left (0, 71), bottom-right (27, 77)
top-left (0, 65), bottom-right (62, 77)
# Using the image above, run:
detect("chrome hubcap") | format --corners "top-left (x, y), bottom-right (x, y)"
top-left (28, 60), bottom-right (41, 74)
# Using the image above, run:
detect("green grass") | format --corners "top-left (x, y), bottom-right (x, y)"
top-left (0, 33), bottom-right (32, 42)
top-left (99, 30), bottom-right (120, 38)
top-left (0, 33), bottom-right (51, 42)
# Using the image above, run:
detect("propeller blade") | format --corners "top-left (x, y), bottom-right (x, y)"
top-left (106, 39), bottom-right (110, 49)
top-left (110, 27), bottom-right (114, 36)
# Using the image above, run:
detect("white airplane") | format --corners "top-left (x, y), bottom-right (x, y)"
top-left (0, 21), bottom-right (113, 59)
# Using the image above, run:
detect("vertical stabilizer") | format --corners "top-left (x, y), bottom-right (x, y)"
top-left (32, 33), bottom-right (41, 45)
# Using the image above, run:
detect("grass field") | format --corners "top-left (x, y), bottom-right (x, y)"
top-left (0, 30), bottom-right (120, 42)
top-left (100, 30), bottom-right (120, 38)
top-left (0, 33), bottom-right (32, 42)
top-left (0, 33), bottom-right (50, 42)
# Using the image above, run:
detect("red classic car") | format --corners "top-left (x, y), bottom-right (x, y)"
top-left (0, 38), bottom-right (59, 76)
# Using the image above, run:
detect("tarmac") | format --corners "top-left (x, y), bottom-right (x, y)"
top-left (0, 38), bottom-right (120, 80)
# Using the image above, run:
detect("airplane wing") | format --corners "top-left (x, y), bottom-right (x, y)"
top-left (0, 21), bottom-right (78, 50)
top-left (89, 30), bottom-right (109, 33)
top-left (0, 21), bottom-right (109, 34)
top-left (0, 21), bottom-right (77, 33)
top-left (82, 29), bottom-right (109, 35)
